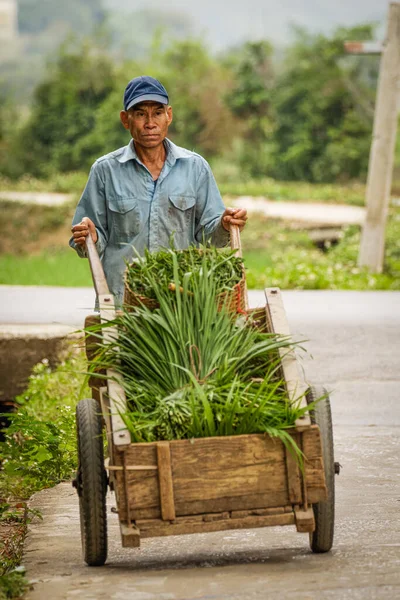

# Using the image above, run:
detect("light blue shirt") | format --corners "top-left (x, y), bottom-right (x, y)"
top-left (69, 138), bottom-right (229, 305)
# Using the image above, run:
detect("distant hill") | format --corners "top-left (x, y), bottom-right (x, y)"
top-left (104, 0), bottom-right (385, 49)
top-left (0, 0), bottom-right (385, 103)
top-left (18, 0), bottom-right (105, 35)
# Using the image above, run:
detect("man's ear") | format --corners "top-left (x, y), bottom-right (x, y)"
top-left (120, 110), bottom-right (129, 130)
top-left (167, 106), bottom-right (173, 126)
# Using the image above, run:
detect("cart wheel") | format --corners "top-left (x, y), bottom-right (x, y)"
top-left (76, 398), bottom-right (108, 566)
top-left (306, 386), bottom-right (335, 553)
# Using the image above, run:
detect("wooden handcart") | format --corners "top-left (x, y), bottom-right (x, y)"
top-left (73, 226), bottom-right (335, 567)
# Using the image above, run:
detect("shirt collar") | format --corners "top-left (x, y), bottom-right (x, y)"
top-left (116, 140), bottom-right (137, 164)
top-left (116, 138), bottom-right (188, 165)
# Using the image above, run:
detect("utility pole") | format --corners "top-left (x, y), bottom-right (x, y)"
top-left (345, 3), bottom-right (400, 273)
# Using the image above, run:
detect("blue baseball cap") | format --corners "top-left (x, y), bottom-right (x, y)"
top-left (123, 76), bottom-right (169, 111)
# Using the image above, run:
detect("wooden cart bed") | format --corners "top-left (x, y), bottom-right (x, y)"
top-left (109, 425), bottom-right (326, 547)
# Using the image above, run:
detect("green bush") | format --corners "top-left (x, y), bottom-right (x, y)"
top-left (0, 571), bottom-right (27, 600)
top-left (269, 25), bottom-right (378, 182)
top-left (0, 351), bottom-right (89, 499)
top-left (242, 211), bottom-right (400, 291)
top-left (14, 42), bottom-right (116, 177)
top-left (1, 407), bottom-right (77, 496)
top-left (0, 347), bottom-right (89, 587)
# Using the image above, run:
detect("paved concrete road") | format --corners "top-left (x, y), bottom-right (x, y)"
top-left (0, 191), bottom-right (73, 206)
top-left (23, 291), bottom-right (400, 599)
top-left (231, 196), bottom-right (365, 226)
top-left (1, 285), bottom-right (398, 328)
top-left (0, 285), bottom-right (95, 327)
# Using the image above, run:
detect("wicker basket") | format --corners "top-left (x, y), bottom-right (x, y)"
top-left (123, 270), bottom-right (247, 315)
top-left (123, 275), bottom-right (160, 311)
top-left (215, 274), bottom-right (247, 314)
top-left (123, 225), bottom-right (248, 314)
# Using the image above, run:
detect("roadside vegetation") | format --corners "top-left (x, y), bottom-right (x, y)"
top-left (1, 199), bottom-right (399, 290)
top-left (244, 209), bottom-right (400, 291)
top-left (0, 349), bottom-right (89, 598)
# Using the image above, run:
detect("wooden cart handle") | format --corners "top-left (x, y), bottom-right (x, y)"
top-left (229, 224), bottom-right (242, 258)
top-left (85, 229), bottom-right (110, 297)
top-left (229, 224), bottom-right (248, 311)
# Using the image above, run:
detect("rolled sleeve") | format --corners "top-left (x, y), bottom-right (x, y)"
top-left (69, 161), bottom-right (108, 257)
top-left (194, 162), bottom-right (230, 247)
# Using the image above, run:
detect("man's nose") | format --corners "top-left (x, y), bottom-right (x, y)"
top-left (145, 117), bottom-right (157, 129)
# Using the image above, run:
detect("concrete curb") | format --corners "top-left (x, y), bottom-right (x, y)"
top-left (0, 325), bottom-right (82, 401)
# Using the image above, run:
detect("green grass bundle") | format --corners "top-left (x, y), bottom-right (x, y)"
top-left (88, 248), bottom-right (312, 459)
top-left (125, 244), bottom-right (243, 300)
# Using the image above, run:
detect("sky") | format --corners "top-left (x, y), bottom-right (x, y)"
top-left (105, 0), bottom-right (386, 49)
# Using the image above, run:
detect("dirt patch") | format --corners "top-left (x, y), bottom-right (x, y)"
top-left (23, 223), bottom-right (73, 255)
top-left (0, 201), bottom-right (74, 255)
top-left (0, 505), bottom-right (27, 576)
top-left (0, 522), bottom-right (26, 570)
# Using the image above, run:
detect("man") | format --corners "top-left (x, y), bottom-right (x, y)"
top-left (70, 75), bottom-right (247, 305)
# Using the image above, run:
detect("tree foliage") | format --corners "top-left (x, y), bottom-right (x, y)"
top-left (154, 39), bottom-right (235, 156)
top-left (17, 42), bottom-right (116, 176)
top-left (224, 41), bottom-right (275, 177)
top-left (18, 0), bottom-right (105, 35)
top-left (1, 25), bottom-right (380, 182)
top-left (270, 25), bottom-right (377, 182)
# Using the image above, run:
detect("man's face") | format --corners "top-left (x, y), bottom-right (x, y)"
top-left (120, 101), bottom-right (173, 148)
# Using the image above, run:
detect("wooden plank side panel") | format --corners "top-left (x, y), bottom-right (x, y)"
top-left (138, 512), bottom-right (295, 538)
top-left (264, 288), bottom-right (311, 429)
top-left (302, 425), bottom-right (327, 504)
top-left (285, 433), bottom-right (303, 504)
top-left (114, 445), bottom-right (160, 521)
top-left (157, 442), bottom-right (176, 521)
top-left (169, 434), bottom-right (290, 516)
top-left (136, 507), bottom-right (294, 530)
top-left (114, 429), bottom-right (325, 523)
top-left (170, 492), bottom-right (290, 516)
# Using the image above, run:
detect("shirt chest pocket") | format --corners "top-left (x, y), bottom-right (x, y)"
top-left (108, 196), bottom-right (141, 240)
top-left (168, 195), bottom-right (196, 232)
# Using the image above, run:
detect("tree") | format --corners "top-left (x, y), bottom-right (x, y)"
top-left (224, 41), bottom-right (275, 177)
top-left (17, 42), bottom-right (116, 176)
top-left (153, 39), bottom-right (236, 156)
top-left (271, 25), bottom-right (378, 182)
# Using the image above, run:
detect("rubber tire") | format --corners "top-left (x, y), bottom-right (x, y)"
top-left (76, 398), bottom-right (108, 566)
top-left (306, 386), bottom-right (335, 553)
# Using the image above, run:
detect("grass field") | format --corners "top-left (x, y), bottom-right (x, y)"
top-left (1, 210), bottom-right (399, 290)
top-left (1, 186), bottom-right (399, 291)
top-left (0, 250), bottom-right (92, 286)
top-left (244, 211), bottom-right (400, 290)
